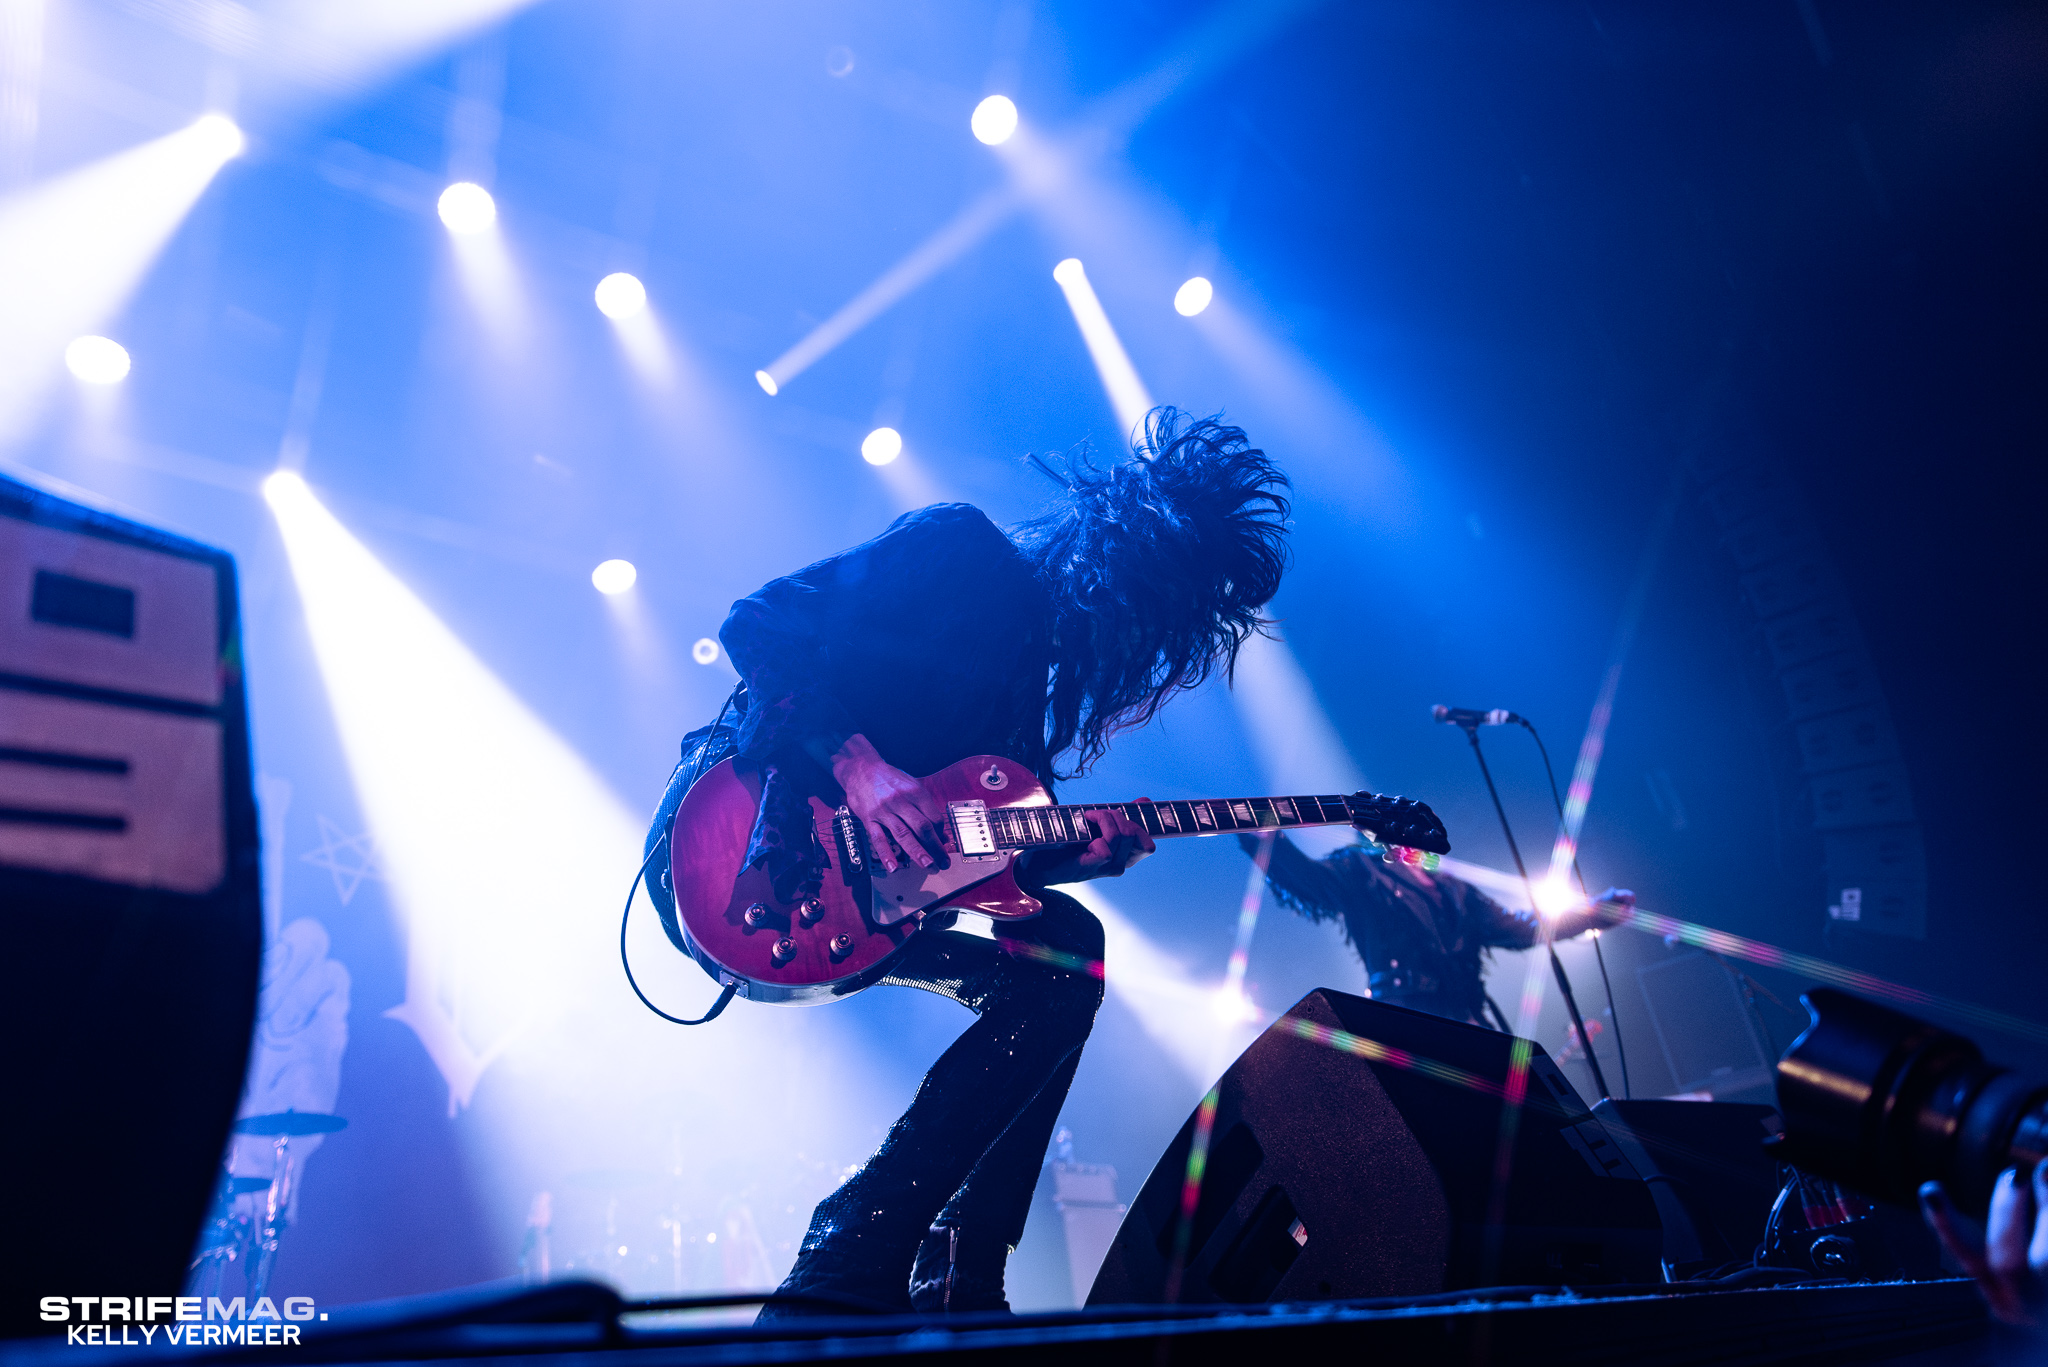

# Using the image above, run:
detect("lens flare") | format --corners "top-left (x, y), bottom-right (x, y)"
top-left (691, 638), bottom-right (720, 665)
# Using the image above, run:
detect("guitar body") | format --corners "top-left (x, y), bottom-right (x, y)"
top-left (668, 754), bottom-right (1051, 1005)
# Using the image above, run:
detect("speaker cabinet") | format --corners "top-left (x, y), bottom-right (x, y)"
top-left (0, 472), bottom-right (261, 1335)
top-left (1088, 990), bottom-right (1662, 1306)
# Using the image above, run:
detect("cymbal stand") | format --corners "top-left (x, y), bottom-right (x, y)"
top-left (247, 1134), bottom-right (295, 1300)
top-left (186, 1169), bottom-right (248, 1297)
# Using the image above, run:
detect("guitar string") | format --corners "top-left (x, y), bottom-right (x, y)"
top-left (981, 794), bottom-right (1364, 846)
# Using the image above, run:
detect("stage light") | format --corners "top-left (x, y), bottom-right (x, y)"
top-left (64, 336), bottom-right (130, 385)
top-left (754, 370), bottom-right (778, 396)
top-left (190, 114), bottom-right (246, 161)
top-left (971, 95), bottom-right (1019, 146)
top-left (692, 638), bottom-right (720, 665)
top-left (1531, 877), bottom-right (1581, 920)
top-left (0, 115), bottom-right (246, 438)
top-left (594, 272), bottom-right (646, 319)
top-left (591, 559), bottom-right (637, 595)
top-left (861, 427), bottom-right (903, 466)
top-left (438, 181), bottom-right (497, 235)
top-left (263, 472), bottom-right (898, 1288)
top-left (1174, 276), bottom-right (1213, 317)
top-left (1050, 257), bottom-right (1154, 441)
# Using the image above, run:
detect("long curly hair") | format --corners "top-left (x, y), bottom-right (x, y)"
top-left (1013, 407), bottom-right (1291, 778)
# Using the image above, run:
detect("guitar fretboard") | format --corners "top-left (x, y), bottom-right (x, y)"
top-left (984, 795), bottom-right (1353, 849)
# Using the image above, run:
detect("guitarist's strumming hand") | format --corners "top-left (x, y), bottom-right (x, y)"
top-left (830, 734), bottom-right (949, 873)
top-left (1019, 805), bottom-right (1156, 890)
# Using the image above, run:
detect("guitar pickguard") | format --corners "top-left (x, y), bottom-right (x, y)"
top-left (868, 851), bottom-right (1036, 925)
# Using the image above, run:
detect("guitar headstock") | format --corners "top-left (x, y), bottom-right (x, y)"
top-left (1344, 792), bottom-right (1451, 855)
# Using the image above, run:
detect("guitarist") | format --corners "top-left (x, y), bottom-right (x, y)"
top-left (1238, 832), bottom-right (1631, 1030)
top-left (648, 408), bottom-right (1289, 1317)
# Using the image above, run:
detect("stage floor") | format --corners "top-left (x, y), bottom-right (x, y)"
top-left (0, 1279), bottom-right (2001, 1367)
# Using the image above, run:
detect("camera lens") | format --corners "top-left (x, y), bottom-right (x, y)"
top-left (1774, 989), bottom-right (2048, 1214)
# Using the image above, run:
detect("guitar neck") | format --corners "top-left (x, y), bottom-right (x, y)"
top-left (983, 795), bottom-right (1353, 850)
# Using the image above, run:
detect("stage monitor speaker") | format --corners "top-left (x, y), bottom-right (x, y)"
top-left (1593, 1099), bottom-right (1781, 1277)
top-left (1087, 990), bottom-right (1662, 1306)
top-left (0, 471), bottom-right (261, 1336)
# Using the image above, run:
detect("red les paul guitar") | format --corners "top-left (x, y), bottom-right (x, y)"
top-left (666, 754), bottom-right (1452, 1005)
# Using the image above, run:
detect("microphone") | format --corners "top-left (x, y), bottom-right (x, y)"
top-left (1432, 704), bottom-right (1523, 728)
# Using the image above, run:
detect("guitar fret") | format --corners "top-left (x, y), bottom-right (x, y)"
top-left (977, 791), bottom-right (1388, 850)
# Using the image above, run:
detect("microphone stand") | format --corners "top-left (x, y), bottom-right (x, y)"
top-left (1455, 720), bottom-right (1613, 1102)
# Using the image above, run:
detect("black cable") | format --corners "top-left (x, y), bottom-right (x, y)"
top-left (1520, 717), bottom-right (1631, 1101)
top-left (619, 687), bottom-right (744, 1026)
top-left (621, 839), bottom-right (738, 1025)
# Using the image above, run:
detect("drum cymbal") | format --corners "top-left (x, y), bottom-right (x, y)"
top-left (234, 1110), bottom-right (347, 1136)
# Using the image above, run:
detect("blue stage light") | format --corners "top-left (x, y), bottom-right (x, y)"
top-left (861, 427), bottom-right (903, 465)
top-left (594, 272), bottom-right (646, 319)
top-left (65, 335), bottom-right (130, 384)
top-left (972, 95), bottom-right (1018, 146)
top-left (591, 559), bottom-right (638, 594)
top-left (438, 182), bottom-right (497, 235)
top-left (1174, 276), bottom-right (1213, 317)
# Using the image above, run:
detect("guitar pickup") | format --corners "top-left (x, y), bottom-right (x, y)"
top-left (948, 800), bottom-right (1000, 860)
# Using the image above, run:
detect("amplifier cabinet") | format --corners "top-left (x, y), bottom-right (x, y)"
top-left (0, 470), bottom-right (261, 1335)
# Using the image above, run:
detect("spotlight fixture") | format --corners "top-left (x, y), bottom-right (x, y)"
top-left (861, 427), bottom-right (903, 466)
top-left (437, 182), bottom-right (497, 236)
top-left (1174, 276), bottom-right (1214, 317)
top-left (190, 114), bottom-right (246, 161)
top-left (591, 559), bottom-right (638, 595)
top-left (65, 335), bottom-right (131, 385)
top-left (594, 272), bottom-right (647, 319)
top-left (971, 95), bottom-right (1018, 146)
top-left (754, 370), bottom-right (779, 396)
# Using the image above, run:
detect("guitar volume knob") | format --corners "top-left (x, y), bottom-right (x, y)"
top-left (744, 903), bottom-right (770, 928)
top-left (798, 898), bottom-right (823, 924)
top-left (770, 937), bottom-right (797, 965)
top-left (829, 934), bottom-right (853, 954)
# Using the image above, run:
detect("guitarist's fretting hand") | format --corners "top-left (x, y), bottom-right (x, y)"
top-left (1019, 805), bottom-right (1156, 889)
top-left (830, 734), bottom-right (949, 873)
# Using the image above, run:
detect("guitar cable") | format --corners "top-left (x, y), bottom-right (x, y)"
top-left (621, 838), bottom-right (737, 1025)
top-left (620, 684), bottom-right (744, 1026)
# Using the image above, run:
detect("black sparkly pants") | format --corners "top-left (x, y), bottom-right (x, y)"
top-left (773, 891), bottom-right (1106, 1311)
